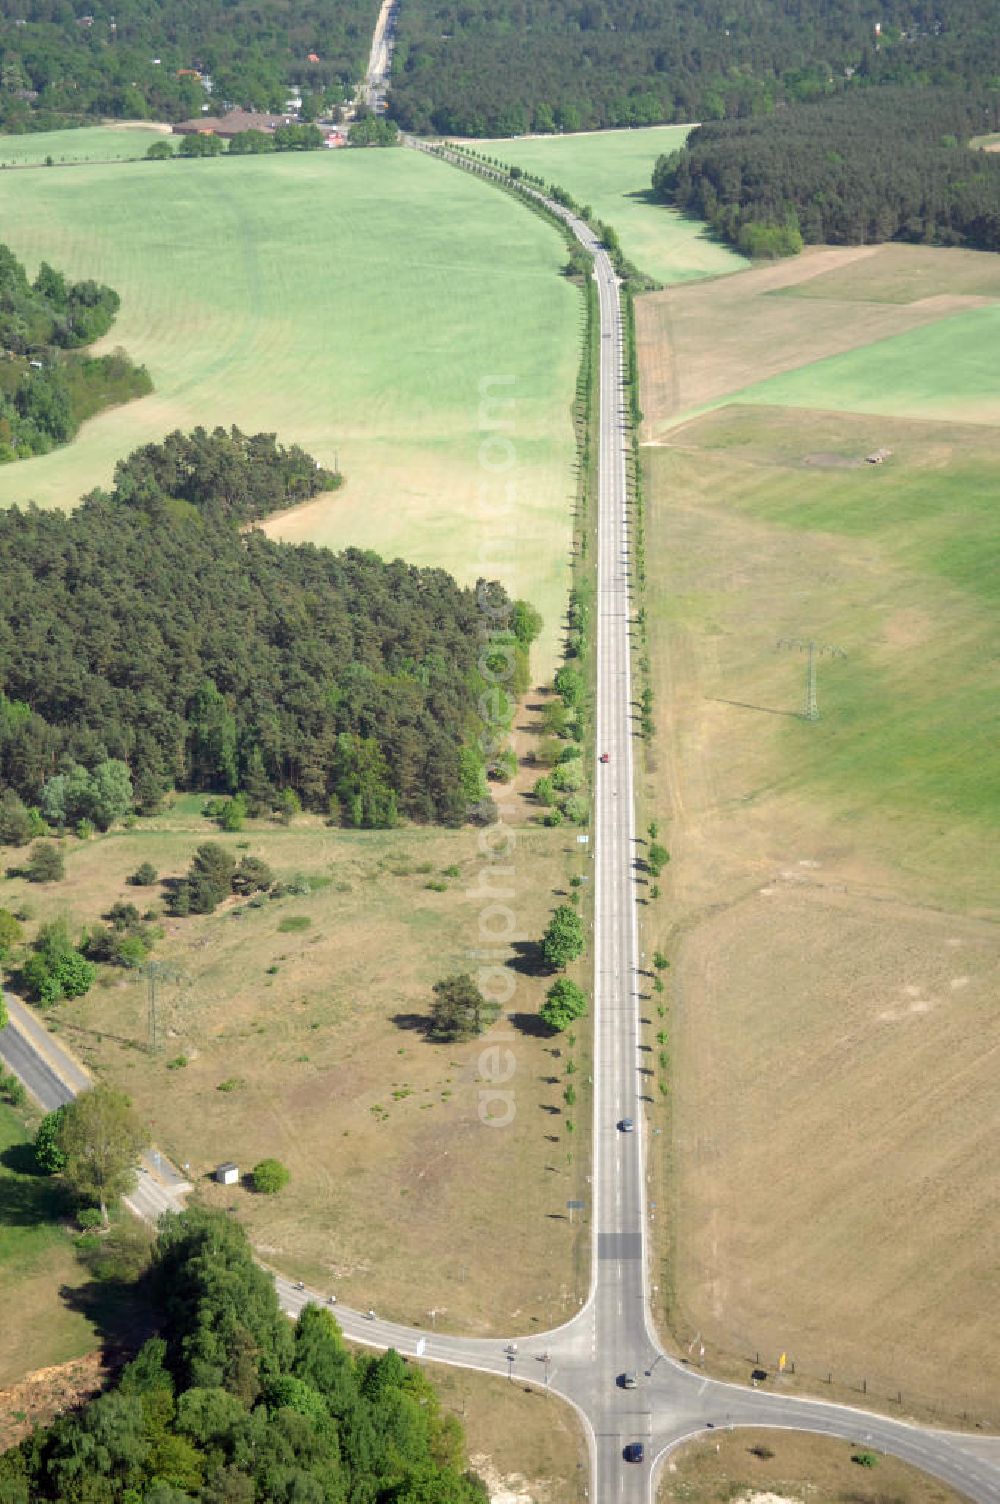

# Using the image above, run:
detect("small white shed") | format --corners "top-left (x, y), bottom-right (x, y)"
top-left (215, 1162), bottom-right (239, 1186)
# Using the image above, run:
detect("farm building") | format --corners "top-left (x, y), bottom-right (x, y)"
top-left (214, 1162), bottom-right (239, 1185)
top-left (172, 110), bottom-right (297, 138)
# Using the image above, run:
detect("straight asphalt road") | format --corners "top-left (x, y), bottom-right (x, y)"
top-left (2, 149), bottom-right (999, 1503)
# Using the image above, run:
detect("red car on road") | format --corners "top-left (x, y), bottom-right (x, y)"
top-left (599, 752), bottom-right (610, 763)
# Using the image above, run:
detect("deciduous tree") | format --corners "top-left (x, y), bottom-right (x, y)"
top-left (59, 1085), bottom-right (147, 1224)
top-left (429, 973), bottom-right (498, 1041)
top-left (540, 977), bottom-right (587, 1031)
top-left (541, 905), bottom-right (585, 971)
top-left (26, 840), bottom-right (64, 883)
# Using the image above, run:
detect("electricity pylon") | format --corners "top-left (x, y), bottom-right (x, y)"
top-left (141, 960), bottom-right (188, 1054)
top-left (776, 638), bottom-right (846, 722)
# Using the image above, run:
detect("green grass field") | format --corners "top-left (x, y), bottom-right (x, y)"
top-left (468, 127), bottom-right (748, 285)
top-left (650, 408), bottom-right (1000, 874)
top-left (0, 123), bottom-right (171, 166)
top-left (722, 303), bottom-right (1000, 426)
top-left (0, 1104), bottom-right (120, 1387)
top-left (0, 148), bottom-right (580, 674)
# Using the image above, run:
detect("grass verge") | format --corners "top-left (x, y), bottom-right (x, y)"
top-left (659, 1427), bottom-right (968, 1504)
top-left (422, 1360), bottom-right (588, 1504)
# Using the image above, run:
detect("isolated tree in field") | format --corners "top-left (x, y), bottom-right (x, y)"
top-left (58, 1085), bottom-right (147, 1224)
top-left (540, 977), bottom-right (588, 1031)
top-left (252, 1158), bottom-right (290, 1194)
top-left (129, 862), bottom-right (158, 886)
top-left (145, 139), bottom-right (174, 159)
top-left (541, 905), bottom-right (585, 971)
top-left (26, 841), bottom-right (64, 883)
top-left (647, 842), bottom-right (669, 877)
top-left (172, 841), bottom-right (237, 914)
top-left (429, 973), bottom-right (499, 1041)
top-left (34, 1105), bottom-right (68, 1173)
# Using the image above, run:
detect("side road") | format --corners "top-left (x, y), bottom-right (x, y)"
top-left (1, 991), bottom-right (190, 1223)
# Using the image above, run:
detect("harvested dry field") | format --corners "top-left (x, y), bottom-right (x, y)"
top-left (659, 1426), bottom-right (968, 1504)
top-left (638, 372), bottom-right (1000, 1418)
top-left (1, 702), bottom-right (594, 1348)
top-left (636, 243), bottom-right (1000, 433)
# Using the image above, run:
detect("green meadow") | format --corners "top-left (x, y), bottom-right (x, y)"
top-left (470, 126), bottom-right (748, 285)
top-left (0, 147), bottom-right (581, 673)
top-left (0, 1104), bottom-right (112, 1385)
top-left (646, 405), bottom-right (1000, 903)
top-left (0, 124), bottom-right (170, 166)
top-left (723, 304), bottom-right (1000, 427)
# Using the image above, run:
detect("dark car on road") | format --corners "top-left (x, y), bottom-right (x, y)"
top-left (623, 1443), bottom-right (645, 1463)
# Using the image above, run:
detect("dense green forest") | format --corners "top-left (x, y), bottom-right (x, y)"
top-left (387, 0), bottom-right (1000, 136)
top-left (0, 1206), bottom-right (489, 1504)
top-left (0, 243), bottom-right (150, 460)
top-left (0, 429), bottom-right (528, 826)
top-left (110, 427), bottom-right (341, 525)
top-left (653, 88), bottom-right (1000, 254)
top-left (4, 0), bottom-right (1000, 134)
top-left (0, 0), bottom-right (379, 129)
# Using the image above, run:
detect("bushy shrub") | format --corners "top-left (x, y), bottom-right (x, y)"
top-left (26, 841), bottom-right (64, 883)
top-left (252, 1158), bottom-right (290, 1194)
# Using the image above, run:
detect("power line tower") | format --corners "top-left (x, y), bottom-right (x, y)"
top-left (776, 638), bottom-right (846, 722)
top-left (141, 960), bottom-right (187, 1055)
